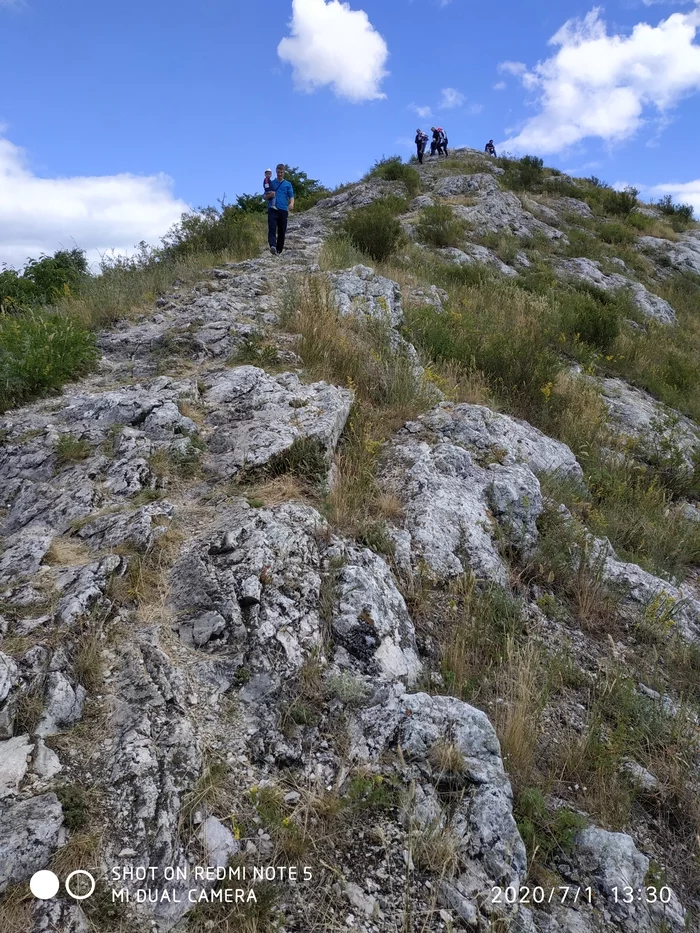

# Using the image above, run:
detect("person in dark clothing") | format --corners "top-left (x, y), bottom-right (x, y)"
top-left (266, 164), bottom-right (295, 255)
top-left (439, 128), bottom-right (449, 158)
top-left (485, 139), bottom-right (497, 156)
top-left (431, 127), bottom-right (448, 158)
top-left (415, 129), bottom-right (429, 164)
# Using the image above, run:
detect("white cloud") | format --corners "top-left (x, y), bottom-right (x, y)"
top-left (645, 178), bottom-right (700, 213)
top-left (493, 80), bottom-right (507, 90)
top-left (277, 0), bottom-right (389, 102)
top-left (499, 5), bottom-right (700, 154)
top-left (409, 102), bottom-right (433, 118)
top-left (498, 61), bottom-right (527, 76)
top-left (467, 103), bottom-right (484, 115)
top-left (440, 87), bottom-right (465, 108)
top-left (0, 136), bottom-right (189, 270)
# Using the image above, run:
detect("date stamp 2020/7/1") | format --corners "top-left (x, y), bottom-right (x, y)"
top-left (490, 885), bottom-right (594, 906)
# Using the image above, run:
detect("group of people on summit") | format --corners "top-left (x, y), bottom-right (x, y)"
top-left (414, 127), bottom-right (448, 164)
top-left (262, 135), bottom-right (499, 256)
top-left (414, 129), bottom-right (498, 164)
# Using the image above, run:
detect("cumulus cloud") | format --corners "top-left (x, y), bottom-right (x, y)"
top-left (409, 103), bottom-right (433, 118)
top-left (493, 80), bottom-right (507, 91)
top-left (645, 178), bottom-right (700, 213)
top-left (498, 6), bottom-right (700, 154)
top-left (498, 61), bottom-right (527, 76)
top-left (440, 87), bottom-right (465, 108)
top-left (0, 136), bottom-right (189, 270)
top-left (277, 0), bottom-right (389, 102)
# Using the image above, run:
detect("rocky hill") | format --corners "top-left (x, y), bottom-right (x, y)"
top-left (1, 148), bottom-right (700, 933)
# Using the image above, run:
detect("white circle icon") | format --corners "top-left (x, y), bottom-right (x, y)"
top-left (65, 869), bottom-right (96, 900)
top-left (30, 870), bottom-right (60, 900)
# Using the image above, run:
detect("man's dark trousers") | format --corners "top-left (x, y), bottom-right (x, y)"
top-left (268, 209), bottom-right (289, 253)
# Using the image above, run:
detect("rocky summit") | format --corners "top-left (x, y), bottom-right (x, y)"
top-left (1, 149), bottom-right (700, 933)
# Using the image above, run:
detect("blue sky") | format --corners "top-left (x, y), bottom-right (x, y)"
top-left (1, 0), bottom-right (699, 267)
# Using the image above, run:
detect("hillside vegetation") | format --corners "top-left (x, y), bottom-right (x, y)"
top-left (1, 148), bottom-right (700, 933)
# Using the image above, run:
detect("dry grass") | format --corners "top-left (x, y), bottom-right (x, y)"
top-left (45, 535), bottom-right (92, 567)
top-left (51, 830), bottom-right (103, 877)
top-left (428, 740), bottom-right (465, 776)
top-left (493, 640), bottom-right (546, 790)
top-left (72, 627), bottom-right (105, 692)
top-left (0, 884), bottom-right (32, 933)
top-left (108, 523), bottom-right (186, 624)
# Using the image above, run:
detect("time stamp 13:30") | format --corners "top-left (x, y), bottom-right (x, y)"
top-left (490, 885), bottom-right (674, 906)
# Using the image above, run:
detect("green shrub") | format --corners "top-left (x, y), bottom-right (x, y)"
top-left (656, 194), bottom-right (694, 224)
top-left (415, 205), bottom-right (466, 248)
top-left (162, 205), bottom-right (259, 259)
top-left (603, 186), bottom-right (639, 216)
top-left (55, 434), bottom-right (92, 467)
top-left (342, 199), bottom-right (405, 262)
top-left (558, 290), bottom-right (621, 351)
top-left (404, 284), bottom-right (562, 421)
top-left (503, 155), bottom-right (545, 191)
top-left (516, 787), bottom-right (586, 864)
top-left (0, 248), bottom-right (89, 313)
top-left (369, 156), bottom-right (420, 196)
top-left (0, 311), bottom-right (98, 412)
top-left (598, 222), bottom-right (637, 246)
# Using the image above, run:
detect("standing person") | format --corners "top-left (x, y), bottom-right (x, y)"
top-left (263, 169), bottom-right (277, 210)
top-left (485, 139), bottom-right (496, 157)
top-left (267, 164), bottom-right (294, 255)
top-left (415, 128), bottom-right (429, 164)
top-left (430, 127), bottom-right (440, 158)
top-left (439, 127), bottom-right (449, 158)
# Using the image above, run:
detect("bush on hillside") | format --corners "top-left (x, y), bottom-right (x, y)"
top-left (342, 199), bottom-right (406, 262)
top-left (603, 186), bottom-right (638, 217)
top-left (0, 248), bottom-right (89, 312)
top-left (161, 205), bottom-right (259, 259)
top-left (558, 290), bottom-right (621, 352)
top-left (415, 205), bottom-right (466, 248)
top-left (369, 157), bottom-right (420, 197)
top-left (0, 310), bottom-right (98, 411)
top-left (502, 155), bottom-right (545, 192)
top-left (598, 222), bottom-right (637, 246)
top-left (656, 194), bottom-right (694, 226)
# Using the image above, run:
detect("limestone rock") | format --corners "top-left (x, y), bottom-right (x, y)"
top-left (353, 688), bottom-right (526, 927)
top-left (75, 501), bottom-right (175, 553)
top-left (197, 815), bottom-right (240, 867)
top-left (0, 734), bottom-right (34, 798)
top-left (555, 258), bottom-right (677, 325)
top-left (329, 264), bottom-right (403, 328)
top-left (575, 826), bottom-right (685, 931)
top-left (35, 672), bottom-right (86, 737)
top-left (0, 793), bottom-right (64, 893)
top-left (202, 367), bottom-right (352, 479)
top-left (415, 402), bottom-right (583, 479)
top-left (330, 545), bottom-right (421, 684)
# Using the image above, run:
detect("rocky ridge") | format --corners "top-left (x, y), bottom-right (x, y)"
top-left (0, 148), bottom-right (698, 933)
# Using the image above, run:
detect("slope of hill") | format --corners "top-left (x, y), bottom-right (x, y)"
top-left (1, 148), bottom-right (700, 933)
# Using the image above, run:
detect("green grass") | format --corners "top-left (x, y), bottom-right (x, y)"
top-left (367, 156), bottom-right (421, 196)
top-left (415, 204), bottom-right (467, 248)
top-left (341, 197), bottom-right (407, 262)
top-left (0, 310), bottom-right (99, 412)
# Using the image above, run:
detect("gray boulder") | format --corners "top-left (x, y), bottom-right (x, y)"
top-left (202, 367), bottom-right (352, 479)
top-left (0, 793), bottom-right (64, 893)
top-left (35, 672), bottom-right (86, 737)
top-left (555, 258), bottom-right (677, 325)
top-left (575, 826), bottom-right (686, 932)
top-left (329, 264), bottom-right (404, 328)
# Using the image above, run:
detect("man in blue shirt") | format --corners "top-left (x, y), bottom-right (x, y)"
top-left (266, 164), bottom-right (295, 255)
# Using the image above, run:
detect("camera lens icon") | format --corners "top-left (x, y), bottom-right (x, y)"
top-left (65, 870), bottom-right (96, 900)
top-left (29, 868), bottom-right (96, 900)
